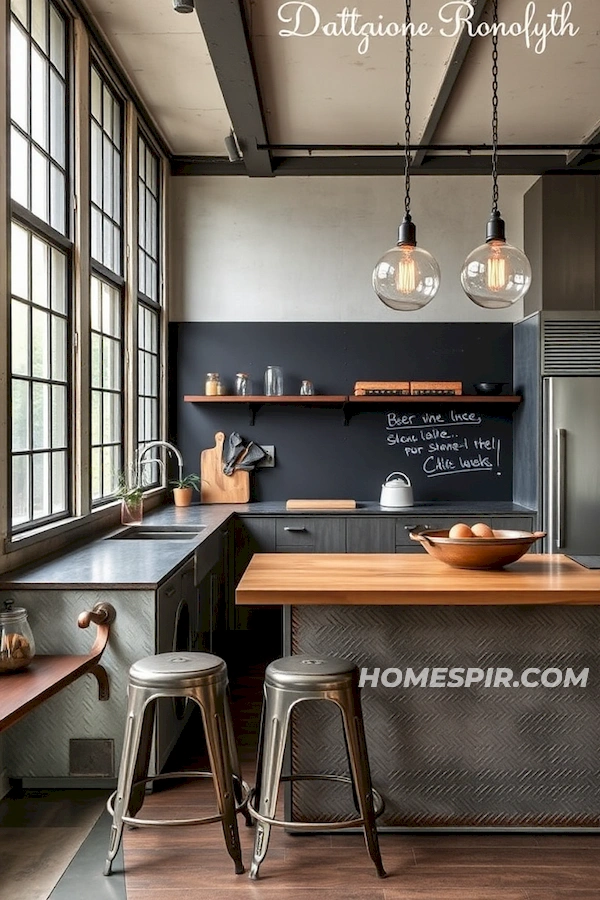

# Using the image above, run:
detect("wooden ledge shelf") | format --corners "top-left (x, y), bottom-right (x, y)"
top-left (0, 602), bottom-right (116, 734)
top-left (184, 393), bottom-right (522, 425)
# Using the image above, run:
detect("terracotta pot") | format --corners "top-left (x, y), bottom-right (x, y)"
top-left (173, 487), bottom-right (193, 507)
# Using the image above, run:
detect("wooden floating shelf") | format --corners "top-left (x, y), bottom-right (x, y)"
top-left (184, 394), bottom-right (521, 425)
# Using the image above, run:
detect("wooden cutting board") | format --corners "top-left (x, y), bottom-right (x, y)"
top-left (200, 432), bottom-right (250, 504)
top-left (286, 499), bottom-right (357, 509)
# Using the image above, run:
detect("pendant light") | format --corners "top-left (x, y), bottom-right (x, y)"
top-left (460, 0), bottom-right (531, 309)
top-left (372, 0), bottom-right (440, 311)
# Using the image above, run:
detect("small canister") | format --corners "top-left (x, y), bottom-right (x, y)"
top-left (205, 373), bottom-right (220, 396)
top-left (0, 599), bottom-right (35, 673)
top-left (235, 373), bottom-right (251, 396)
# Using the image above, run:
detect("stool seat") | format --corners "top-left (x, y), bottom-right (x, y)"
top-left (266, 655), bottom-right (355, 689)
top-left (130, 652), bottom-right (226, 687)
top-left (250, 653), bottom-right (386, 880)
top-left (105, 650), bottom-right (249, 878)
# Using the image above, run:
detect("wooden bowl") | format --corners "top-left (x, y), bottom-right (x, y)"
top-left (409, 529), bottom-right (546, 569)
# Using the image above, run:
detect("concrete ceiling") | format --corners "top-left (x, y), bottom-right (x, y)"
top-left (83, 0), bottom-right (600, 166)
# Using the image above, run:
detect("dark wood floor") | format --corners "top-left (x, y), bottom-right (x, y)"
top-left (122, 662), bottom-right (600, 900)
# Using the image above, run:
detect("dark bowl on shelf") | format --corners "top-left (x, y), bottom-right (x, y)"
top-left (473, 382), bottom-right (507, 396)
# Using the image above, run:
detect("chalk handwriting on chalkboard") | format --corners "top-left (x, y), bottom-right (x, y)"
top-left (385, 411), bottom-right (501, 477)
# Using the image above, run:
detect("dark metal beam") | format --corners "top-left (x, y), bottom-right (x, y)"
top-left (413, 0), bottom-right (489, 167)
top-left (193, 0), bottom-right (272, 177)
top-left (171, 154), bottom-right (600, 177)
top-left (567, 122), bottom-right (600, 167)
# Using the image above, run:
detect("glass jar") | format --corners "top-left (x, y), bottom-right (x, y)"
top-left (205, 373), bottom-right (219, 396)
top-left (235, 373), bottom-right (251, 396)
top-left (0, 600), bottom-right (35, 673)
top-left (216, 378), bottom-right (227, 395)
top-left (300, 380), bottom-right (314, 396)
top-left (264, 366), bottom-right (283, 396)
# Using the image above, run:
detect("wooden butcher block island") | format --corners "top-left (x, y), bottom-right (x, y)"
top-left (237, 553), bottom-right (600, 831)
top-left (236, 553), bottom-right (600, 606)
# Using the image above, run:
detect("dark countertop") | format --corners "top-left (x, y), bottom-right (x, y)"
top-left (0, 501), bottom-right (536, 590)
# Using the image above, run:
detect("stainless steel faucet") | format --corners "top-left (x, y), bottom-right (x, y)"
top-left (136, 441), bottom-right (184, 484)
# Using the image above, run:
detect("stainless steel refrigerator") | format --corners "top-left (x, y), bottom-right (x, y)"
top-left (543, 376), bottom-right (600, 555)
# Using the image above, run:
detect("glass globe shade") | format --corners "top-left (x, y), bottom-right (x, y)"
top-left (373, 244), bottom-right (441, 311)
top-left (461, 239), bottom-right (532, 309)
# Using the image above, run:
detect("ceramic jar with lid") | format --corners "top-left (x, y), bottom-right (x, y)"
top-left (0, 599), bottom-right (35, 673)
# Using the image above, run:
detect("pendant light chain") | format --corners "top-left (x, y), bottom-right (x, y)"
top-left (491, 0), bottom-right (499, 214)
top-left (404, 0), bottom-right (412, 219)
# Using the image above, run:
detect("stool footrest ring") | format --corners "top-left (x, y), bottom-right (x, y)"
top-left (247, 774), bottom-right (385, 832)
top-left (107, 771), bottom-right (251, 828)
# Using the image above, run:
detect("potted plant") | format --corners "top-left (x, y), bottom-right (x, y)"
top-left (170, 473), bottom-right (201, 507)
top-left (117, 472), bottom-right (144, 525)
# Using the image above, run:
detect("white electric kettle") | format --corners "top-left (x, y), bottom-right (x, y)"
top-left (380, 472), bottom-right (414, 508)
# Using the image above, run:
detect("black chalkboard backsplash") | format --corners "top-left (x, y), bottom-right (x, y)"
top-left (170, 323), bottom-right (514, 503)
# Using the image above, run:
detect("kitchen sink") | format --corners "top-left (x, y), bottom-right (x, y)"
top-left (107, 525), bottom-right (206, 541)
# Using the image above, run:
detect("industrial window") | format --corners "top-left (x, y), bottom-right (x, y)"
top-left (90, 64), bottom-right (124, 502)
top-left (9, 0), bottom-right (71, 532)
top-left (5, 2), bottom-right (166, 548)
top-left (90, 276), bottom-right (123, 502)
top-left (137, 135), bottom-right (161, 486)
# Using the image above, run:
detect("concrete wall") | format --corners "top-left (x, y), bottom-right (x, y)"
top-left (169, 174), bottom-right (537, 323)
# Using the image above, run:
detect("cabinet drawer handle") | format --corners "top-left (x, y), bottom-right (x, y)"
top-left (284, 526), bottom-right (307, 532)
top-left (404, 524), bottom-right (431, 531)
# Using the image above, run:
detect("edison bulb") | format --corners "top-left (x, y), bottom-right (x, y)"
top-left (461, 239), bottom-right (532, 309)
top-left (373, 244), bottom-right (441, 311)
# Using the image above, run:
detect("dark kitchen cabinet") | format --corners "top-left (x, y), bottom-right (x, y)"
top-left (524, 175), bottom-right (600, 315)
top-left (274, 517), bottom-right (346, 552)
top-left (346, 518), bottom-right (395, 553)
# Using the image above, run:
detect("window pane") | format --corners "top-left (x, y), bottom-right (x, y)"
top-left (11, 223), bottom-right (30, 300)
top-left (11, 0), bottom-right (28, 28)
top-left (12, 379), bottom-right (31, 451)
top-left (11, 128), bottom-right (29, 206)
top-left (91, 333), bottom-right (101, 388)
top-left (51, 316), bottom-right (66, 380)
top-left (91, 446), bottom-right (102, 500)
top-left (32, 381), bottom-right (50, 448)
top-left (90, 277), bottom-right (101, 330)
top-left (31, 146), bottom-right (49, 221)
top-left (52, 450), bottom-right (67, 513)
top-left (102, 392), bottom-right (119, 443)
top-left (11, 300), bottom-right (30, 375)
top-left (50, 165), bottom-right (65, 233)
top-left (32, 307), bottom-right (50, 378)
top-left (91, 207), bottom-right (102, 262)
top-left (51, 248), bottom-right (66, 313)
top-left (50, 71), bottom-right (65, 166)
top-left (103, 446), bottom-right (119, 496)
top-left (49, 6), bottom-right (65, 75)
top-left (91, 390), bottom-right (101, 444)
top-left (31, 47), bottom-right (48, 150)
top-left (52, 385), bottom-right (67, 447)
top-left (91, 121), bottom-right (102, 206)
top-left (12, 456), bottom-right (31, 526)
top-left (102, 134), bottom-right (113, 217)
top-left (102, 282), bottom-right (120, 337)
top-left (31, 234), bottom-right (49, 307)
top-left (31, 0), bottom-right (48, 52)
top-left (10, 23), bottom-right (28, 131)
top-left (33, 452), bottom-right (50, 519)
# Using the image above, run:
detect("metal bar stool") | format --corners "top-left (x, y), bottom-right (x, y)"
top-left (247, 655), bottom-right (386, 880)
top-left (104, 652), bottom-right (251, 877)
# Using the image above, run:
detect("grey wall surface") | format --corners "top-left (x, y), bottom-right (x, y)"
top-left (169, 175), bottom-right (536, 323)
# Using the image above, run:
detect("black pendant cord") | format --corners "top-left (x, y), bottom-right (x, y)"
top-left (486, 0), bottom-right (506, 243)
top-left (404, 0), bottom-right (412, 221)
top-left (491, 0), bottom-right (499, 214)
top-left (398, 0), bottom-right (417, 246)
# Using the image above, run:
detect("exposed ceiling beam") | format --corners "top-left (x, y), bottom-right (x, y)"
top-left (193, 0), bottom-right (272, 177)
top-left (567, 120), bottom-right (600, 167)
top-left (171, 154), bottom-right (600, 177)
top-left (413, 0), bottom-right (490, 167)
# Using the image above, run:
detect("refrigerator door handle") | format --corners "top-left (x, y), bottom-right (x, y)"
top-left (556, 428), bottom-right (566, 550)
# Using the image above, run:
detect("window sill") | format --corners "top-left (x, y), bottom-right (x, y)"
top-left (1, 488), bottom-right (166, 567)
